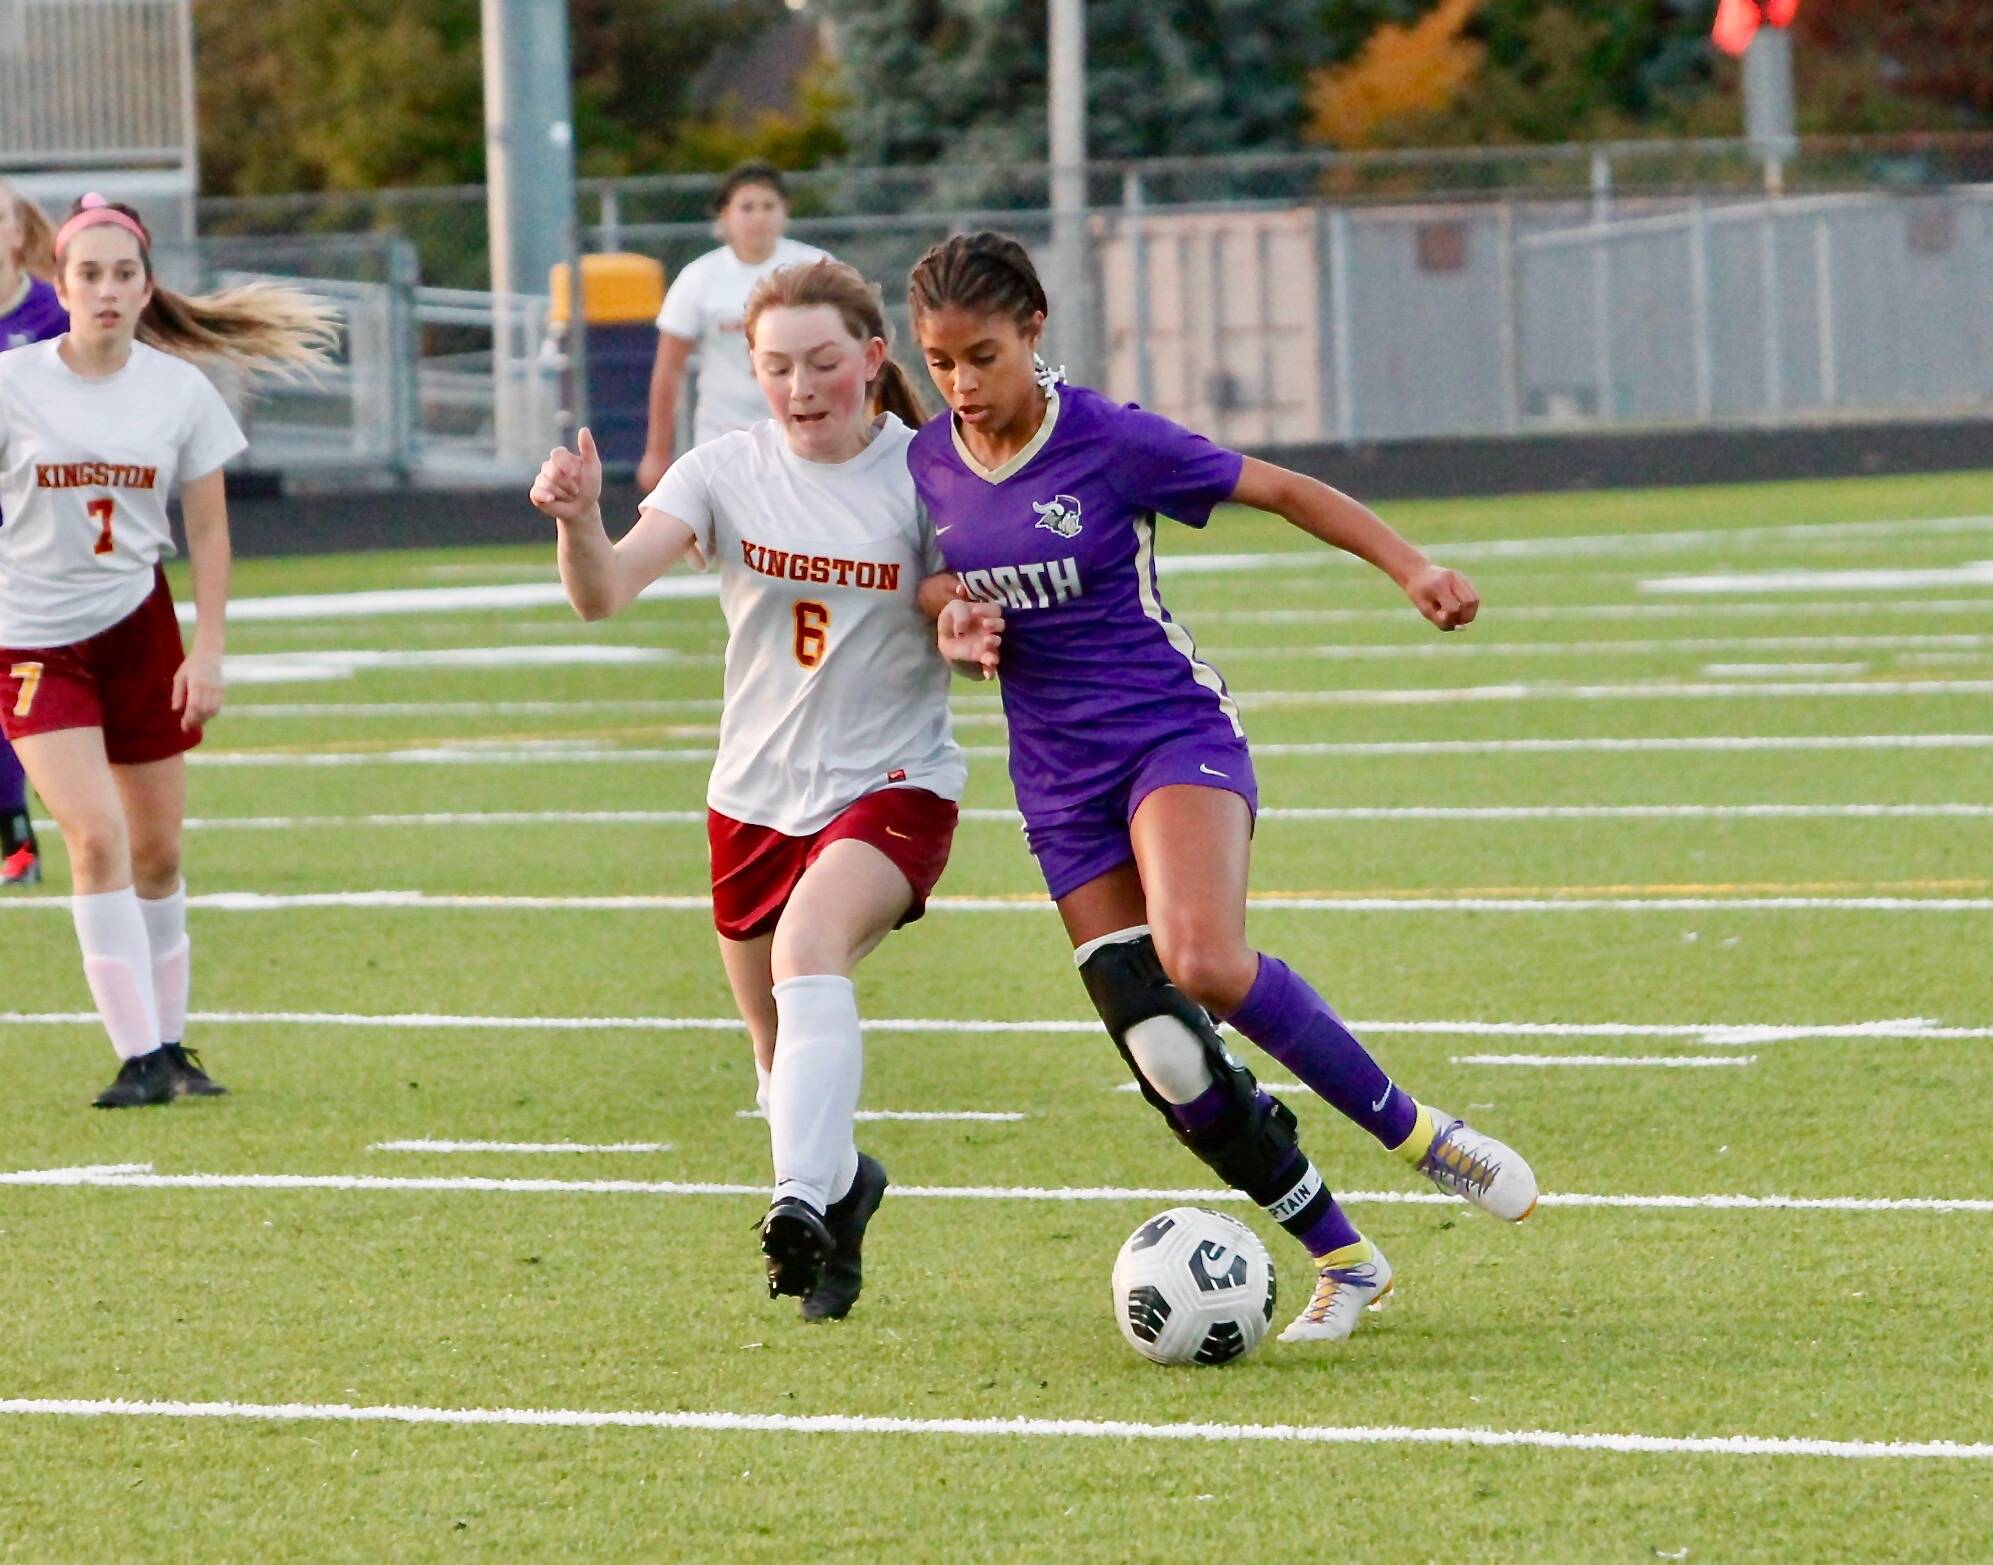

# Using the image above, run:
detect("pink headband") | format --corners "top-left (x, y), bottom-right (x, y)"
top-left (54, 194), bottom-right (149, 260)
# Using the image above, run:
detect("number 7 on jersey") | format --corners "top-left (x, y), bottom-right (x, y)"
top-left (86, 497), bottom-right (116, 556)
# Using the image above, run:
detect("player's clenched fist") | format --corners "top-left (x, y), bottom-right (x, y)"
top-left (530, 426), bottom-right (604, 523)
top-left (1404, 563), bottom-right (1479, 632)
top-left (937, 593), bottom-right (1005, 679)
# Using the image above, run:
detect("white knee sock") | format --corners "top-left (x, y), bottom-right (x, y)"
top-left (138, 882), bottom-right (190, 1044)
top-left (72, 888), bottom-right (162, 1061)
top-left (767, 975), bottom-right (863, 1212)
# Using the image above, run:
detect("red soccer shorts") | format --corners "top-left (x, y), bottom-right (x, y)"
top-left (708, 786), bottom-right (959, 941)
top-left (0, 569), bottom-right (201, 765)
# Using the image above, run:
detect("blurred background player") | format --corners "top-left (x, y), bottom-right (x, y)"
top-left (634, 164), bottom-right (830, 491)
top-left (914, 232), bottom-right (1538, 1343)
top-left (0, 176), bottom-right (66, 887)
top-left (533, 259), bottom-right (965, 1322)
top-left (0, 194), bottom-right (336, 1107)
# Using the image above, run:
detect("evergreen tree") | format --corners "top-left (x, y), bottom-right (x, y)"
top-left (819, 0), bottom-right (1330, 169)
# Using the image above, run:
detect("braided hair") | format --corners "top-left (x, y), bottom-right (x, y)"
top-left (907, 231), bottom-right (1047, 331)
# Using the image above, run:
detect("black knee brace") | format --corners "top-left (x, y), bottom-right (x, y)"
top-left (1078, 932), bottom-right (1302, 1206)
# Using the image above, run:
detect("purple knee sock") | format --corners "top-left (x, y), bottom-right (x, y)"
top-left (0, 737), bottom-right (30, 856)
top-left (1227, 954), bottom-right (1418, 1149)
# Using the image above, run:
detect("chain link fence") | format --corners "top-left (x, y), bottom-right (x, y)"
top-left (160, 136), bottom-right (1993, 481)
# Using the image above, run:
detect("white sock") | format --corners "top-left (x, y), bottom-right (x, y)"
top-left (138, 882), bottom-right (190, 1043)
top-left (71, 888), bottom-right (162, 1061)
top-left (767, 975), bottom-right (863, 1212)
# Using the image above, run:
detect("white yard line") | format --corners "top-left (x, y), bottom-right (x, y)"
top-left (0, 1164), bottom-right (1985, 1213)
top-left (1449, 1054), bottom-right (1758, 1068)
top-left (2, 1394), bottom-right (1986, 1462)
top-left (220, 646), bottom-right (703, 686)
top-left (187, 679), bottom-right (1993, 754)
top-left (1247, 733), bottom-right (1993, 757)
top-left (733, 1110), bottom-right (1029, 1123)
top-left (4, 1012), bottom-right (1985, 1042)
top-left (1644, 562), bottom-right (1993, 595)
top-left (186, 576), bottom-right (721, 624)
top-left (144, 803), bottom-right (1993, 832)
top-left (1219, 634), bottom-right (1986, 661)
top-left (228, 699), bottom-right (723, 718)
top-left (179, 732), bottom-right (1993, 767)
top-left (1, 890), bottom-right (1988, 913)
top-left (1115, 1081), bottom-right (1305, 1094)
top-left (1701, 663), bottom-right (1869, 678)
top-left (1191, 600), bottom-right (1993, 625)
top-left (370, 1140), bottom-right (672, 1154)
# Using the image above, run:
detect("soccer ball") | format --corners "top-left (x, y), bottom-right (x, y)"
top-left (1110, 1206), bottom-right (1276, 1366)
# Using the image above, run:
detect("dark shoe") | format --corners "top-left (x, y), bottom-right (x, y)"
top-left (93, 1049), bottom-right (174, 1109)
top-left (759, 1198), bottom-right (833, 1299)
top-left (163, 1043), bottom-right (227, 1098)
top-left (802, 1154), bottom-right (888, 1322)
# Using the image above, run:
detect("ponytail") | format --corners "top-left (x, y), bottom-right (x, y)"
top-left (871, 357), bottom-right (928, 429)
top-left (138, 280), bottom-right (340, 378)
top-left (0, 178), bottom-right (56, 281)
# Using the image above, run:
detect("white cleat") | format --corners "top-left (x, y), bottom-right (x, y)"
top-left (1277, 1245), bottom-right (1393, 1344)
top-left (1419, 1108), bottom-right (1539, 1222)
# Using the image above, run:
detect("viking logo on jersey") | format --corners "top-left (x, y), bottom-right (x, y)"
top-left (957, 558), bottom-right (1083, 611)
top-left (1031, 493), bottom-right (1083, 538)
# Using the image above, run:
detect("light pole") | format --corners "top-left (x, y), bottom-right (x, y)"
top-left (1047, 0), bottom-right (1091, 384)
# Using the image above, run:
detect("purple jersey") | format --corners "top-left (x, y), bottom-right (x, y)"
top-left (908, 382), bottom-right (1246, 816)
top-left (0, 277), bottom-right (65, 354)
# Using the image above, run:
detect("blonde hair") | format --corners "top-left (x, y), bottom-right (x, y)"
top-left (57, 197), bottom-right (340, 377)
top-left (743, 259), bottom-right (927, 429)
top-left (0, 177), bottom-right (57, 281)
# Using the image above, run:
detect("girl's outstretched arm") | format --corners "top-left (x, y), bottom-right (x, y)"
top-left (1230, 456), bottom-right (1479, 632)
top-left (532, 427), bottom-right (699, 621)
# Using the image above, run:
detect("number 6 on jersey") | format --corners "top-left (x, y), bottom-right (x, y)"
top-left (793, 599), bottom-right (830, 669)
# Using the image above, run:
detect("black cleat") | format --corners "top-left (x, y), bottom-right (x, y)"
top-left (802, 1153), bottom-right (889, 1322)
top-left (759, 1197), bottom-right (833, 1299)
top-left (93, 1049), bottom-right (175, 1109)
top-left (163, 1043), bottom-right (227, 1098)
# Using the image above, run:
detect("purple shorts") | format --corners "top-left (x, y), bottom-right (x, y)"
top-left (1021, 729), bottom-right (1258, 901)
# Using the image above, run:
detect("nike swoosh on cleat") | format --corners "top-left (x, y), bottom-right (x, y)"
top-left (1198, 764), bottom-right (1229, 778)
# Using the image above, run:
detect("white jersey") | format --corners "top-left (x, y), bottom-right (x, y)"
top-left (0, 338), bottom-right (245, 646)
top-left (656, 238), bottom-right (830, 447)
top-left (644, 415), bottom-right (965, 836)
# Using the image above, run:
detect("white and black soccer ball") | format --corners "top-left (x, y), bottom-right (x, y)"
top-left (1110, 1206), bottom-right (1276, 1366)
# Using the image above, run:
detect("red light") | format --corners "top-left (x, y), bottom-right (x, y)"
top-left (1713, 0), bottom-right (1802, 57)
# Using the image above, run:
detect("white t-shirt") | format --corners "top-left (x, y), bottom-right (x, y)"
top-left (0, 338), bottom-right (246, 646)
top-left (657, 237), bottom-right (830, 447)
top-left (644, 415), bottom-right (965, 836)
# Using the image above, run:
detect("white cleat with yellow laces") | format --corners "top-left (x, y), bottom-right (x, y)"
top-left (1277, 1240), bottom-right (1393, 1344)
top-left (1414, 1105), bottom-right (1539, 1222)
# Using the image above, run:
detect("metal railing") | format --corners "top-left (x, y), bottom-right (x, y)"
top-left (192, 133), bottom-right (1993, 293)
